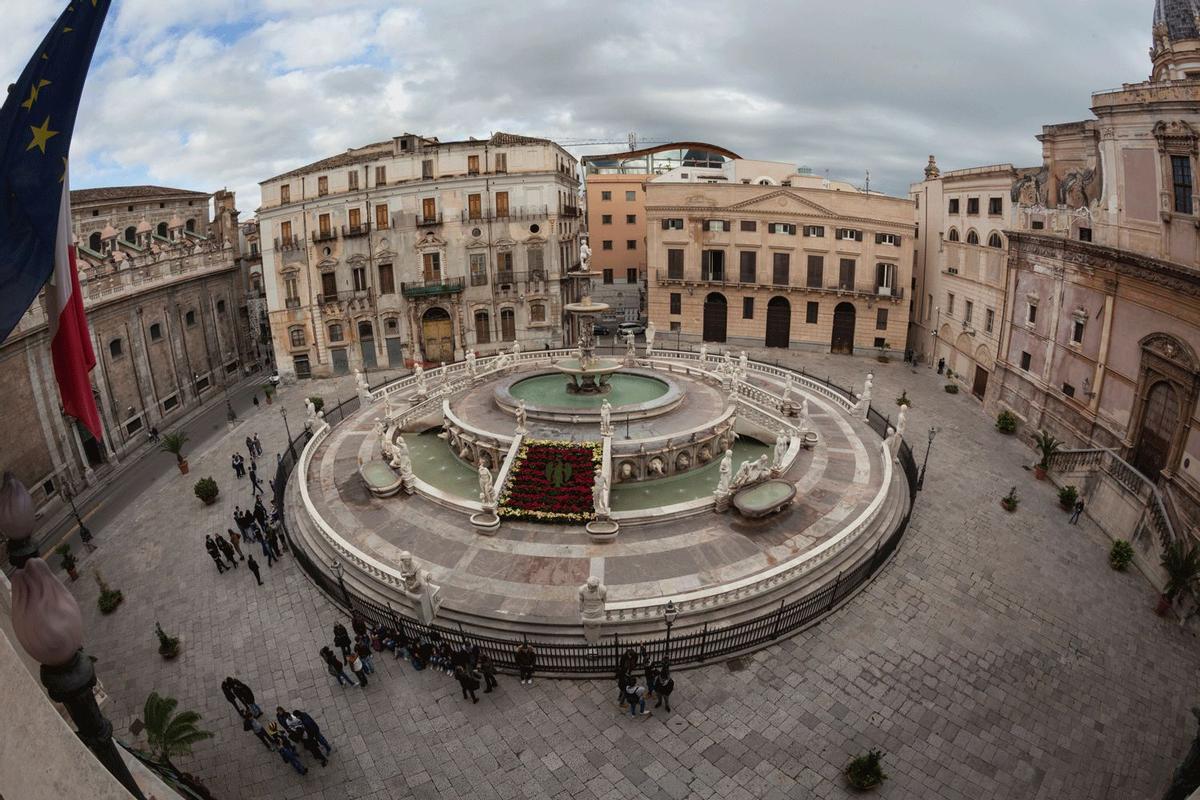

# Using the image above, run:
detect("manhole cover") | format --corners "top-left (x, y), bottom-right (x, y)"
top-left (725, 656), bottom-right (751, 672)
top-left (666, 716), bottom-right (689, 734)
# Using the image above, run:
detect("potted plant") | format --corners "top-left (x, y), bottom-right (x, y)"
top-left (159, 431), bottom-right (190, 475)
top-left (193, 477), bottom-right (219, 506)
top-left (1032, 430), bottom-right (1062, 480)
top-left (142, 692), bottom-right (214, 768)
top-left (155, 622), bottom-right (181, 660)
top-left (944, 383), bottom-right (959, 394)
top-left (95, 571), bottom-right (123, 614)
top-left (262, 384), bottom-right (275, 405)
top-left (995, 409), bottom-right (1018, 435)
top-left (1058, 485), bottom-right (1079, 511)
top-left (56, 543), bottom-right (78, 581)
top-left (1156, 540), bottom-right (1200, 616)
top-left (895, 391), bottom-right (912, 408)
top-left (876, 342), bottom-right (890, 363)
top-left (844, 748), bottom-right (887, 791)
top-left (1000, 486), bottom-right (1019, 512)
top-left (1109, 540), bottom-right (1134, 571)
top-left (308, 396), bottom-right (325, 414)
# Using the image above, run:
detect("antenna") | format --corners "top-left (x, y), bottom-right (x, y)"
top-left (865, 170), bottom-right (871, 195)
top-left (627, 132), bottom-right (637, 151)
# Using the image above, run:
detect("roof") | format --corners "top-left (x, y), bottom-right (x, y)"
top-left (1155, 0), bottom-right (1200, 41)
top-left (581, 141), bottom-right (741, 165)
top-left (71, 185), bottom-right (210, 205)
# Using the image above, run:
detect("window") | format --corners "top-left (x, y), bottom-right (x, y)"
top-left (348, 171), bottom-right (359, 190)
top-left (966, 230), bottom-right (979, 245)
top-left (876, 308), bottom-right (888, 330)
top-left (469, 254), bottom-right (487, 286)
top-left (806, 302), bottom-right (819, 324)
top-left (838, 258), bottom-right (855, 290)
top-left (216, 299), bottom-right (226, 314)
top-left (927, 294), bottom-right (932, 321)
top-left (626, 240), bottom-right (637, 250)
top-left (602, 240), bottom-right (613, 250)
top-left (948, 198), bottom-right (959, 214)
top-left (317, 213), bottom-right (332, 237)
top-left (375, 166), bottom-right (386, 185)
top-left (88, 231), bottom-right (102, 251)
top-left (285, 276), bottom-right (298, 302)
top-left (739, 251), bottom-right (756, 283)
top-left (661, 218), bottom-right (683, 230)
top-left (875, 233), bottom-right (900, 246)
top-left (185, 310), bottom-right (196, 327)
top-left (530, 303), bottom-right (546, 323)
top-left (317, 176), bottom-right (328, 196)
top-left (601, 191), bottom-right (612, 201)
top-left (802, 225), bottom-right (825, 237)
top-left (964, 197), bottom-right (978, 215)
top-left (467, 193), bottom-right (482, 220)
top-left (1031, 220), bottom-right (1045, 230)
top-left (625, 190), bottom-right (636, 201)
top-left (626, 214), bottom-right (636, 224)
top-left (378, 264), bottom-right (395, 294)
top-left (768, 222), bottom-right (796, 235)
top-left (321, 271), bottom-right (338, 299)
top-left (806, 255), bottom-right (824, 288)
top-left (496, 192), bottom-right (509, 217)
top-left (422, 252), bottom-right (441, 281)
top-left (185, 219), bottom-right (195, 233)
top-left (601, 214), bottom-right (612, 224)
top-left (988, 232), bottom-right (1003, 248)
top-left (474, 310), bottom-right (491, 344)
top-left (123, 225), bottom-right (136, 243)
top-left (500, 308), bottom-right (516, 341)
top-left (1019, 351), bottom-right (1032, 370)
top-left (1072, 319), bottom-right (1085, 343)
top-left (148, 322), bottom-right (162, 341)
top-left (527, 247), bottom-right (545, 279)
top-left (964, 300), bottom-right (973, 325)
top-left (375, 203), bottom-right (389, 229)
top-left (163, 394), bottom-right (179, 411)
top-left (497, 251), bottom-right (513, 278)
top-left (1027, 303), bottom-right (1037, 324)
top-left (422, 159), bottom-right (433, 179)
top-left (988, 197), bottom-right (1003, 215)
top-left (278, 220), bottom-right (292, 242)
top-left (670, 293), bottom-right (681, 314)
top-left (985, 308), bottom-right (995, 333)
top-left (837, 228), bottom-right (862, 241)
top-left (742, 297), bottom-right (754, 319)
top-left (948, 228), bottom-right (959, 242)
top-left (875, 263), bottom-right (895, 293)
top-left (287, 325), bottom-right (308, 349)
top-left (702, 250), bottom-right (725, 281)
top-left (626, 268), bottom-right (638, 283)
top-left (1078, 227), bottom-right (1092, 242)
top-left (422, 198), bottom-right (437, 222)
top-left (1173, 155), bottom-right (1193, 214)
top-left (603, 269), bottom-right (614, 284)
top-left (667, 249), bottom-right (684, 280)
top-left (109, 338), bottom-right (123, 358)
top-left (772, 252), bottom-right (790, 285)
top-left (467, 155), bottom-right (480, 175)
top-left (1062, 383), bottom-right (1076, 398)
top-left (947, 293), bottom-right (956, 315)
top-left (704, 220), bottom-right (730, 232)
top-left (353, 266), bottom-right (367, 292)
top-left (280, 184), bottom-right (290, 204)
top-left (328, 323), bottom-right (344, 342)
top-left (494, 153), bottom-right (507, 173)
top-left (740, 220), bottom-right (757, 232)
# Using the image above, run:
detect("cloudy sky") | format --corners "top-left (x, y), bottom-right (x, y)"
top-left (5, 0), bottom-right (1152, 212)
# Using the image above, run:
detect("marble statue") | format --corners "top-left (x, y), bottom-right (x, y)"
top-left (697, 444), bottom-right (713, 464)
top-left (576, 340), bottom-right (586, 366)
top-left (855, 372), bottom-right (874, 416)
top-left (414, 362), bottom-right (428, 395)
top-left (716, 449), bottom-right (733, 495)
top-left (724, 352), bottom-right (734, 372)
top-left (645, 322), bottom-right (656, 355)
top-left (699, 343), bottom-right (708, 364)
top-left (624, 332), bottom-right (637, 361)
top-left (578, 576), bottom-right (607, 620)
top-left (738, 351), bottom-right (748, 378)
top-left (355, 368), bottom-right (369, 394)
top-left (782, 375), bottom-right (794, 403)
top-left (648, 457), bottom-right (665, 476)
top-left (883, 426), bottom-right (899, 459)
top-left (493, 352), bottom-right (510, 372)
top-left (512, 341), bottom-right (521, 358)
top-left (731, 455), bottom-right (771, 490)
top-left (399, 551), bottom-right (425, 593)
top-left (372, 417), bottom-right (386, 438)
top-left (600, 399), bottom-right (612, 435)
top-left (390, 435), bottom-right (413, 476)
top-left (895, 404), bottom-right (908, 441)
top-left (477, 463), bottom-right (496, 505)
top-left (305, 397), bottom-right (318, 426)
top-left (465, 350), bottom-right (478, 379)
top-left (773, 434), bottom-right (790, 471)
top-left (800, 398), bottom-right (812, 430)
top-left (580, 240), bottom-right (592, 271)
top-left (592, 470), bottom-right (611, 516)
top-left (618, 462), bottom-right (635, 481)
top-left (676, 451), bottom-right (692, 470)
top-left (515, 399), bottom-right (528, 433)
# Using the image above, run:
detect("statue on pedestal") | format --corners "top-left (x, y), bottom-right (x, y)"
top-left (579, 240), bottom-right (591, 271)
top-left (579, 576), bottom-right (607, 620)
top-left (623, 332), bottom-right (637, 364)
top-left (699, 343), bottom-right (708, 364)
top-left (800, 398), bottom-right (811, 430)
top-left (305, 397), bottom-right (318, 428)
top-left (477, 463), bottom-right (496, 506)
top-left (716, 449), bottom-right (733, 496)
top-left (738, 351), bottom-right (748, 378)
top-left (465, 350), bottom-right (478, 380)
top-left (592, 470), bottom-right (611, 517)
top-left (389, 435), bottom-right (412, 477)
top-left (782, 375), bottom-right (794, 403)
top-left (515, 400), bottom-right (528, 434)
top-left (600, 399), bottom-right (612, 436)
top-left (731, 455), bottom-right (770, 490)
top-left (399, 551), bottom-right (426, 594)
top-left (773, 434), bottom-right (790, 472)
top-left (354, 368), bottom-right (369, 397)
top-left (645, 322), bottom-right (656, 356)
top-left (854, 372), bottom-right (874, 417)
top-left (414, 363), bottom-right (428, 396)
top-left (512, 341), bottom-right (522, 358)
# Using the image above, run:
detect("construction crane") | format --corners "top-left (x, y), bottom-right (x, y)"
top-left (545, 132), bottom-right (670, 151)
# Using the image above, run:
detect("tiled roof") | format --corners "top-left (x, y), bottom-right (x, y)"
top-left (70, 185), bottom-right (210, 204)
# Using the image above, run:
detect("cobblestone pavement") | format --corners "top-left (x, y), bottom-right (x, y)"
top-left (61, 355), bottom-right (1200, 800)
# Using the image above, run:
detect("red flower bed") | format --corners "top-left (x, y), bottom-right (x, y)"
top-left (499, 439), bottom-right (601, 524)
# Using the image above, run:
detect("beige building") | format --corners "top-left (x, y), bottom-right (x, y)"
top-left (583, 143), bottom-right (739, 323)
top-left (0, 185), bottom-right (252, 516)
top-left (909, 160), bottom-right (1024, 400)
top-left (257, 132), bottom-right (581, 381)
top-left (646, 159), bottom-right (913, 355)
top-left (991, 0), bottom-right (1200, 532)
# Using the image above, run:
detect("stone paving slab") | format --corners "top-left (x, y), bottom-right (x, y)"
top-left (51, 355), bottom-right (1200, 800)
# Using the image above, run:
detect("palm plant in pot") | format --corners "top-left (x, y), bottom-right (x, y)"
top-left (155, 622), bottom-right (181, 659)
top-left (142, 692), bottom-right (213, 768)
top-left (1000, 486), bottom-right (1019, 513)
top-left (1058, 485), bottom-right (1078, 511)
top-left (1156, 540), bottom-right (1200, 616)
top-left (262, 383), bottom-right (275, 405)
top-left (845, 748), bottom-right (887, 791)
top-left (1032, 430), bottom-right (1062, 480)
top-left (56, 543), bottom-right (78, 581)
top-left (160, 431), bottom-right (190, 475)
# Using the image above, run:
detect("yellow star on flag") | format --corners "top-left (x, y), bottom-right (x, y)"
top-left (27, 116), bottom-right (59, 154)
top-left (20, 79), bottom-right (52, 110)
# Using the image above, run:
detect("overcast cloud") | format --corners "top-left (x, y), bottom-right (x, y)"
top-left (3, 0), bottom-right (1152, 211)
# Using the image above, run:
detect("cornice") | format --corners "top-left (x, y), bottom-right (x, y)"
top-left (1008, 231), bottom-right (1200, 298)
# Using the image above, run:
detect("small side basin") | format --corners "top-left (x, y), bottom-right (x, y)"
top-left (732, 479), bottom-right (796, 518)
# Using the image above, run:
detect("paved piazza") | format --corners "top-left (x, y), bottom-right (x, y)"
top-left (58, 351), bottom-right (1200, 800)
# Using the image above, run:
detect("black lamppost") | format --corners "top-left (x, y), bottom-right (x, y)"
top-left (62, 481), bottom-right (93, 552)
top-left (331, 558), bottom-right (350, 609)
top-left (663, 599), bottom-right (678, 662)
top-left (280, 407), bottom-right (293, 459)
top-left (917, 426), bottom-right (937, 491)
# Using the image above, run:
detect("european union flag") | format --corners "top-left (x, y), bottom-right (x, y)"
top-left (0, 0), bottom-right (110, 343)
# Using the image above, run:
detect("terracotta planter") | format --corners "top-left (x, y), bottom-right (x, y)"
top-left (160, 643), bottom-right (182, 660)
top-left (1034, 466), bottom-right (1047, 480)
top-left (265, 394), bottom-right (273, 405)
top-left (1156, 594), bottom-right (1172, 616)
top-left (1000, 499), bottom-right (1017, 513)
top-left (201, 495), bottom-right (217, 506)
top-left (178, 458), bottom-right (189, 475)
top-left (66, 567), bottom-right (79, 581)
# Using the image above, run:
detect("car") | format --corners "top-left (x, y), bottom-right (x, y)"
top-left (617, 321), bottom-right (646, 337)
top-left (592, 324), bottom-right (611, 336)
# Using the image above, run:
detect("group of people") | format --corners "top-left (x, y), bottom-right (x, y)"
top-left (231, 433), bottom-right (266, 494)
top-left (617, 646), bottom-right (676, 717)
top-left (222, 676), bottom-right (332, 776)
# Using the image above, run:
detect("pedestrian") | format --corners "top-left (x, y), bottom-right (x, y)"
top-left (619, 647), bottom-right (637, 677)
top-left (320, 647), bottom-right (356, 687)
top-left (347, 652), bottom-right (369, 687)
top-left (247, 554), bottom-right (263, 585)
top-left (454, 664), bottom-right (480, 703)
top-left (253, 433), bottom-right (263, 457)
top-left (296, 728), bottom-right (327, 767)
top-left (474, 652), bottom-right (496, 692)
top-left (643, 657), bottom-right (658, 696)
top-left (215, 533), bottom-right (238, 568)
top-left (354, 636), bottom-right (375, 675)
top-left (234, 506), bottom-right (249, 536)
top-left (624, 677), bottom-right (650, 717)
top-left (254, 497), bottom-right (268, 528)
top-left (228, 677), bottom-right (261, 717)
top-left (228, 528), bottom-right (244, 560)
top-left (249, 464), bottom-right (263, 495)
top-left (276, 706), bottom-right (304, 737)
top-left (205, 535), bottom-right (226, 573)
top-left (615, 668), bottom-right (629, 707)
top-left (269, 724), bottom-right (307, 775)
top-left (221, 678), bottom-right (243, 715)
top-left (292, 709), bottom-right (332, 755)
top-left (653, 665), bottom-right (675, 713)
top-left (148, 426), bottom-right (160, 443)
top-left (79, 524), bottom-right (95, 552)
top-left (231, 454), bottom-right (243, 480)
top-left (260, 536), bottom-right (277, 567)
top-left (252, 394), bottom-right (260, 407)
top-left (265, 526), bottom-right (282, 559)
top-left (242, 710), bottom-right (273, 750)
top-left (1070, 497), bottom-right (1085, 525)
top-left (515, 642), bottom-right (536, 685)
top-left (245, 435), bottom-right (255, 457)
top-left (333, 623), bottom-right (352, 658)
top-left (937, 357), bottom-right (946, 375)
top-left (351, 613), bottom-right (368, 639)
top-left (468, 643), bottom-right (480, 670)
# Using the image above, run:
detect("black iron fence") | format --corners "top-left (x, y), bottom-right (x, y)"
top-left (277, 366), bottom-right (919, 675)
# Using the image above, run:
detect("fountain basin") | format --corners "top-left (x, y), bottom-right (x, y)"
top-left (494, 369), bottom-right (682, 422)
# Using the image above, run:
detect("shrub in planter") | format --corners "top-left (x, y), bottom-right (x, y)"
top-left (1157, 540), bottom-right (1200, 616)
top-left (307, 396), bottom-right (325, 414)
top-left (1109, 540), bottom-right (1134, 571)
top-left (995, 409), bottom-right (1018, 435)
top-left (193, 477), bottom-right (219, 505)
top-left (1032, 430), bottom-right (1063, 480)
top-left (876, 342), bottom-right (890, 363)
top-left (155, 622), bottom-right (181, 659)
top-left (56, 543), bottom-right (79, 581)
top-left (895, 391), bottom-right (912, 408)
top-left (1058, 485), bottom-right (1078, 511)
top-left (1000, 486), bottom-right (1019, 512)
top-left (845, 749), bottom-right (887, 791)
top-left (944, 383), bottom-right (959, 394)
top-left (95, 571), bottom-right (123, 614)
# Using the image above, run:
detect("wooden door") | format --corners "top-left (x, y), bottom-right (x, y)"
top-left (702, 293), bottom-right (727, 342)
top-left (496, 192), bottom-right (509, 217)
top-left (831, 302), bottom-right (856, 354)
top-left (972, 365), bottom-right (989, 400)
top-left (468, 194), bottom-right (481, 219)
top-left (765, 296), bottom-right (790, 348)
top-left (331, 348), bottom-right (349, 375)
top-left (423, 252), bottom-right (441, 282)
top-left (422, 308), bottom-right (454, 362)
top-left (1133, 381), bottom-right (1179, 480)
top-left (422, 197), bottom-right (437, 222)
top-left (358, 322), bottom-right (377, 369)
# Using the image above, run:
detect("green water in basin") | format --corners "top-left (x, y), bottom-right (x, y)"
top-left (403, 430), bottom-right (478, 498)
top-left (609, 438), bottom-right (771, 512)
top-left (510, 373), bottom-right (669, 409)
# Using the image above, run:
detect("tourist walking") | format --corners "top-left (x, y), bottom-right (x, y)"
top-left (242, 710), bottom-right (273, 750)
top-left (479, 653), bottom-right (498, 693)
top-left (653, 665), bottom-right (675, 713)
top-left (249, 463), bottom-right (263, 495)
top-left (260, 535), bottom-right (277, 567)
top-left (205, 536), bottom-right (226, 573)
top-left (347, 652), bottom-right (369, 687)
top-left (253, 433), bottom-right (263, 458)
top-left (333, 623), bottom-right (352, 658)
top-left (215, 533), bottom-right (238, 568)
top-left (296, 728), bottom-right (328, 767)
top-left (228, 677), bottom-right (261, 717)
top-left (1070, 497), bottom-right (1085, 525)
top-left (516, 643), bottom-right (536, 685)
top-left (269, 724), bottom-right (307, 775)
top-left (624, 677), bottom-right (650, 717)
top-left (245, 435), bottom-right (255, 458)
top-left (247, 554), bottom-right (263, 586)
top-left (293, 709), bottom-right (332, 755)
top-left (454, 664), bottom-right (481, 703)
top-left (616, 668), bottom-right (629, 707)
top-left (221, 678), bottom-right (243, 715)
top-left (227, 528), bottom-right (244, 560)
top-left (265, 526), bottom-right (283, 559)
top-left (354, 636), bottom-right (375, 674)
top-left (320, 647), bottom-right (356, 687)
top-left (231, 454), bottom-right (243, 480)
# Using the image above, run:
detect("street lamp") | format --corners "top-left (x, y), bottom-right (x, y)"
top-left (330, 558), bottom-right (350, 609)
top-left (663, 599), bottom-right (678, 663)
top-left (280, 407), bottom-right (293, 460)
top-left (62, 481), bottom-right (94, 552)
top-left (917, 426), bottom-right (938, 491)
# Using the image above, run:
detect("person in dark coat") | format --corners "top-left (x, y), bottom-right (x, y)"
top-left (653, 665), bottom-right (675, 713)
top-left (295, 727), bottom-right (327, 767)
top-left (242, 709), bottom-right (273, 750)
top-left (269, 724), bottom-right (307, 775)
top-left (231, 454), bottom-right (243, 479)
top-left (320, 647), bottom-right (356, 687)
top-left (205, 536), bottom-right (226, 573)
top-left (479, 653), bottom-right (498, 693)
top-left (454, 664), bottom-right (481, 703)
top-left (515, 643), bottom-right (536, 685)
top-left (616, 668), bottom-right (629, 707)
top-left (228, 677), bottom-right (261, 717)
top-left (643, 659), bottom-right (658, 698)
top-left (333, 623), bottom-right (352, 658)
top-left (245, 435), bottom-right (255, 457)
top-left (293, 709), bottom-right (332, 754)
top-left (260, 535), bottom-right (276, 567)
top-left (265, 526), bottom-right (283, 559)
top-left (221, 678), bottom-right (243, 714)
top-left (233, 506), bottom-right (250, 537)
top-left (620, 647), bottom-right (637, 677)
top-left (249, 463), bottom-right (263, 494)
top-left (247, 554), bottom-right (262, 586)
top-left (1070, 497), bottom-right (1085, 525)
top-left (215, 534), bottom-right (238, 568)
top-left (254, 498), bottom-right (269, 530)
top-left (354, 636), bottom-right (375, 674)
top-left (351, 614), bottom-right (368, 639)
top-left (252, 433), bottom-right (263, 457)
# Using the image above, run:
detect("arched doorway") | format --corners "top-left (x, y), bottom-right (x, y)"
top-left (357, 320), bottom-right (377, 369)
top-left (421, 307), bottom-right (454, 363)
top-left (1132, 381), bottom-right (1180, 481)
top-left (765, 296), bottom-right (790, 348)
top-left (702, 293), bottom-right (727, 343)
top-left (831, 302), bottom-right (856, 354)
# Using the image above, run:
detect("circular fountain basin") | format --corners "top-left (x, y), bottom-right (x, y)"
top-left (553, 357), bottom-right (623, 378)
top-left (495, 369), bottom-right (682, 421)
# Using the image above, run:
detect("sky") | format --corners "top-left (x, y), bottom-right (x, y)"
top-left (3, 0), bottom-right (1153, 214)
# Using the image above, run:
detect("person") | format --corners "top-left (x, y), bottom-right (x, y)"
top-left (1070, 497), bottom-right (1085, 525)
top-left (515, 642), bottom-right (536, 685)
top-left (643, 657), bottom-right (658, 698)
top-left (295, 727), bottom-right (327, 767)
top-left (242, 709), bottom-right (273, 750)
top-left (321, 647), bottom-right (356, 687)
top-left (624, 677), bottom-right (650, 717)
top-left (233, 506), bottom-right (250, 537)
top-left (245, 435), bottom-right (255, 457)
top-left (615, 668), bottom-right (629, 707)
top-left (265, 526), bottom-right (283, 559)
top-left (228, 677), bottom-right (261, 717)
top-left (333, 623), bottom-right (352, 658)
top-left (619, 647), bottom-right (637, 678)
top-left (249, 463), bottom-right (263, 495)
top-left (454, 664), bottom-right (480, 703)
top-left (253, 433), bottom-right (263, 457)
top-left (227, 528), bottom-right (244, 561)
top-left (269, 724), bottom-right (307, 775)
top-left (653, 665), bottom-right (675, 713)
top-left (215, 533), bottom-right (238, 569)
top-left (354, 635), bottom-right (375, 675)
top-left (479, 653), bottom-right (498, 693)
top-left (347, 652), bottom-right (369, 687)
top-left (351, 614), bottom-right (368, 639)
top-left (937, 357), bottom-right (946, 375)
top-left (254, 498), bottom-right (269, 531)
top-left (231, 454), bottom-right (243, 479)
top-left (252, 394), bottom-right (260, 407)
top-left (247, 554), bottom-right (263, 586)
top-left (221, 678), bottom-right (243, 715)
top-left (260, 535), bottom-right (277, 567)
top-left (205, 536), bottom-right (226, 573)
top-left (276, 707), bottom-right (303, 737)
top-left (293, 709), bottom-right (332, 755)
top-left (148, 426), bottom-right (160, 443)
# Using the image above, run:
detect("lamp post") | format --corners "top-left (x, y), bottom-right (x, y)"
top-left (62, 480), bottom-right (94, 552)
top-left (917, 426), bottom-right (937, 491)
top-left (1, 475), bottom-right (147, 799)
top-left (280, 407), bottom-right (293, 460)
top-left (331, 558), bottom-right (350, 610)
top-left (663, 599), bottom-right (678, 664)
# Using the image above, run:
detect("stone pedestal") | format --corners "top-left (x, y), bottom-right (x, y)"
top-left (781, 401), bottom-right (800, 418)
top-left (470, 503), bottom-right (501, 533)
top-left (713, 491), bottom-right (732, 513)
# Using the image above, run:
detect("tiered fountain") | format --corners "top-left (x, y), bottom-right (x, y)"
top-left (555, 295), bottom-right (622, 394)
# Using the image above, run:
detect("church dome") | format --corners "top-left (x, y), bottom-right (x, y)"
top-left (1155, 0), bottom-right (1200, 42)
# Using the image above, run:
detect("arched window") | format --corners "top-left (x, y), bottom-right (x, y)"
top-left (987, 232), bottom-right (1003, 248)
top-left (108, 338), bottom-right (123, 358)
top-left (124, 226), bottom-right (137, 243)
top-left (216, 299), bottom-right (226, 314)
top-left (500, 308), bottom-right (516, 341)
top-left (966, 230), bottom-right (979, 245)
top-left (156, 222), bottom-right (168, 238)
top-left (185, 219), bottom-right (195, 233)
top-left (385, 317), bottom-right (399, 335)
top-left (149, 323), bottom-right (163, 341)
top-left (529, 303), bottom-right (546, 323)
top-left (475, 310), bottom-right (491, 344)
top-left (88, 231), bottom-right (102, 251)
top-left (947, 228), bottom-right (959, 242)
top-left (185, 310), bottom-right (196, 327)
top-left (328, 323), bottom-right (343, 342)
top-left (289, 326), bottom-right (306, 347)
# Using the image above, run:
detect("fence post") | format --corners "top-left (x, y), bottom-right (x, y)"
top-left (771, 598), bottom-right (785, 639)
top-left (827, 571), bottom-right (843, 611)
top-left (699, 623), bottom-right (709, 661)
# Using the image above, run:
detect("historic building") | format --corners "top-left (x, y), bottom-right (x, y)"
top-left (646, 159), bottom-right (914, 355)
top-left (0, 185), bottom-right (253, 516)
top-left (257, 132), bottom-right (581, 381)
top-left (990, 0), bottom-right (1200, 531)
top-left (909, 159), bottom-right (1025, 401)
top-left (582, 142), bottom-right (739, 323)
top-left (238, 218), bottom-right (272, 369)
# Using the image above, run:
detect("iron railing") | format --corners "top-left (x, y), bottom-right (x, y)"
top-left (400, 276), bottom-right (465, 297)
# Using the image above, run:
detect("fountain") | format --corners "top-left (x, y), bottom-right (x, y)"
top-left (557, 295), bottom-right (623, 394)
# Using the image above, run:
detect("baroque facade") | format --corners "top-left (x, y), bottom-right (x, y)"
top-left (257, 132), bottom-right (581, 381)
top-left (0, 185), bottom-right (253, 516)
top-left (990, 0), bottom-right (1200, 534)
top-left (646, 159), bottom-right (913, 355)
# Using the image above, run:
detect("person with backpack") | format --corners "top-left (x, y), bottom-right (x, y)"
top-left (479, 653), bottom-right (499, 693)
top-left (515, 642), bottom-right (536, 685)
top-left (333, 623), bottom-right (352, 658)
top-left (454, 664), bottom-right (481, 703)
top-left (653, 665), bottom-right (676, 713)
top-left (320, 646), bottom-right (356, 687)
top-left (624, 677), bottom-right (650, 717)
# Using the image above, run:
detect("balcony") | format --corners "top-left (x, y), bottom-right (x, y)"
top-left (341, 222), bottom-right (371, 238)
top-left (401, 276), bottom-right (465, 297)
top-left (460, 205), bottom-right (549, 223)
top-left (285, 297), bottom-right (301, 309)
top-left (654, 270), bottom-right (905, 301)
top-left (317, 292), bottom-right (339, 304)
top-left (274, 235), bottom-right (302, 251)
top-left (560, 205), bottom-right (582, 218)
top-left (416, 212), bottom-right (443, 227)
top-left (470, 273), bottom-right (488, 287)
top-left (312, 228), bottom-right (337, 243)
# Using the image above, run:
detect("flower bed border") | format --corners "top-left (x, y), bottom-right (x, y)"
top-left (498, 438), bottom-right (602, 524)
